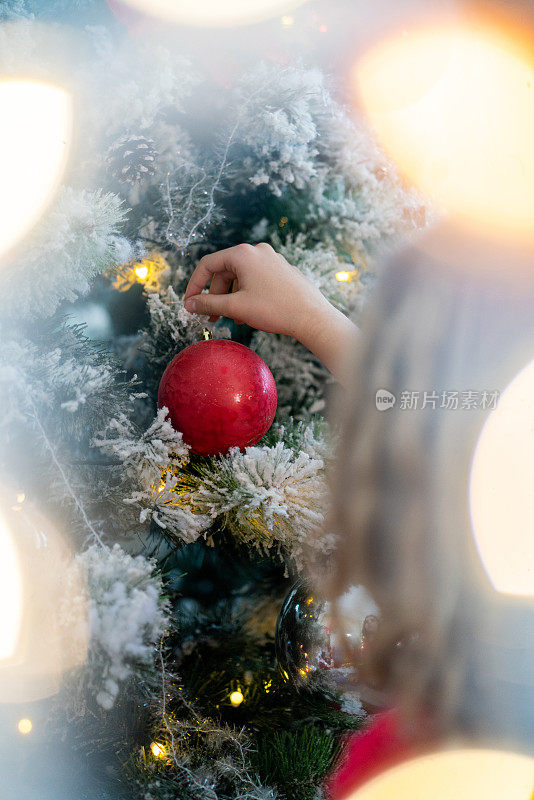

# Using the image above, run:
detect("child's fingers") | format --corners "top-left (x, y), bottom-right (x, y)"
top-left (231, 279), bottom-right (243, 325)
top-left (183, 245), bottom-right (252, 301)
top-left (210, 271), bottom-right (233, 298)
top-left (207, 272), bottom-right (233, 323)
top-left (185, 291), bottom-right (235, 319)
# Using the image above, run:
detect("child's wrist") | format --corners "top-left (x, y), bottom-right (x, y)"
top-left (293, 297), bottom-right (337, 349)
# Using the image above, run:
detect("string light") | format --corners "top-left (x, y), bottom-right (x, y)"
top-left (134, 264), bottom-right (149, 281)
top-left (150, 741), bottom-right (166, 758)
top-left (281, 15), bottom-right (294, 26)
top-left (335, 270), bottom-right (358, 283)
top-left (12, 491), bottom-right (26, 512)
top-left (114, 254), bottom-right (169, 292)
top-left (17, 718), bottom-right (33, 735)
top-left (229, 689), bottom-right (244, 707)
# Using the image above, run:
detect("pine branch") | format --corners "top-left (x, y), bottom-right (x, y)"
top-left (26, 394), bottom-right (104, 545)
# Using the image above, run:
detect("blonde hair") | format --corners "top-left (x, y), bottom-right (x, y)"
top-left (328, 237), bottom-right (534, 739)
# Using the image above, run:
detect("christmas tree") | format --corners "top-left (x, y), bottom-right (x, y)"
top-left (0, 3), bottom-right (425, 798)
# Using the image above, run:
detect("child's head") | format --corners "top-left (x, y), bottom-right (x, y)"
top-left (329, 230), bottom-right (534, 745)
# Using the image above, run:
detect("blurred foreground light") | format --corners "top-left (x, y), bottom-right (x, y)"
top-left (17, 718), bottom-right (33, 735)
top-left (0, 511), bottom-right (23, 661)
top-left (0, 80), bottom-right (71, 263)
top-left (354, 23), bottom-right (534, 245)
top-left (347, 749), bottom-right (534, 800)
top-left (0, 498), bottom-right (88, 703)
top-left (115, 0), bottom-right (308, 27)
top-left (470, 361), bottom-right (534, 596)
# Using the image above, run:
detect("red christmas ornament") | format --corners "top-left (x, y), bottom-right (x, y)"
top-left (158, 338), bottom-right (277, 456)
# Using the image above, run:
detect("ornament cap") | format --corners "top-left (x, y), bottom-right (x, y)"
top-left (201, 328), bottom-right (213, 341)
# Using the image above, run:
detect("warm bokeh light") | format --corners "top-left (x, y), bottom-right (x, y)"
top-left (229, 689), bottom-right (244, 707)
top-left (0, 80), bottom-right (71, 262)
top-left (469, 360), bottom-right (534, 596)
top-left (151, 742), bottom-right (166, 758)
top-left (114, 254), bottom-right (170, 292)
top-left (354, 23), bottom-right (534, 244)
top-left (134, 264), bottom-right (149, 281)
top-left (17, 718), bottom-right (33, 735)
top-left (0, 511), bottom-right (23, 661)
top-left (347, 749), bottom-right (534, 800)
top-left (0, 499), bottom-right (88, 703)
top-left (335, 270), bottom-right (359, 283)
top-left (115, 0), bottom-right (308, 27)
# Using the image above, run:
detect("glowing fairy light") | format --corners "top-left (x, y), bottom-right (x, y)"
top-left (354, 23), bottom-right (534, 244)
top-left (151, 742), bottom-right (166, 758)
top-left (115, 0), bottom-right (308, 27)
top-left (0, 80), bottom-right (71, 262)
top-left (281, 15), bottom-right (294, 26)
top-left (335, 270), bottom-right (358, 283)
top-left (17, 718), bottom-right (33, 735)
top-left (114, 254), bottom-right (169, 292)
top-left (0, 511), bottom-right (23, 661)
top-left (347, 749), bottom-right (534, 800)
top-left (134, 264), bottom-right (149, 281)
top-left (469, 360), bottom-right (534, 596)
top-left (12, 492), bottom-right (26, 512)
top-left (229, 689), bottom-right (244, 707)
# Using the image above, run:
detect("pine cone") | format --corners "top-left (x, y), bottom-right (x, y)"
top-left (106, 133), bottom-right (158, 184)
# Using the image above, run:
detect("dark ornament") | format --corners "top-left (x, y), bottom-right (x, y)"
top-left (275, 580), bottom-right (381, 693)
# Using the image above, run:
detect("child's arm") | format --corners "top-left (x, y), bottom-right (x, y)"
top-left (183, 243), bottom-right (357, 384)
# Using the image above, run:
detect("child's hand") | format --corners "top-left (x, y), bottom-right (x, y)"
top-left (183, 242), bottom-right (357, 382)
top-left (184, 243), bottom-right (328, 338)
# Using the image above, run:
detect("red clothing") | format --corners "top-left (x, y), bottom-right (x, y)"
top-left (325, 709), bottom-right (437, 799)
